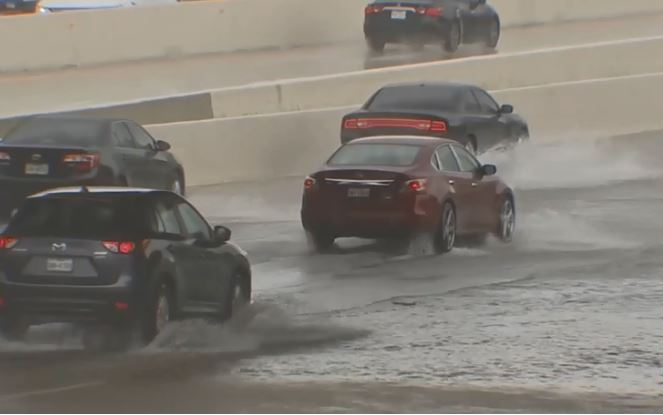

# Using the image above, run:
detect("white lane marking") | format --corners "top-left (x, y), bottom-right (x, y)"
top-left (0, 381), bottom-right (104, 403)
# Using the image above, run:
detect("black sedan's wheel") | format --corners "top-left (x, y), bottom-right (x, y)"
top-left (495, 197), bottom-right (516, 243)
top-left (307, 230), bottom-right (335, 253)
top-left (485, 16), bottom-right (500, 49)
top-left (443, 20), bottom-right (461, 53)
top-left (434, 202), bottom-right (456, 254)
top-left (366, 37), bottom-right (385, 54)
top-left (142, 281), bottom-right (173, 343)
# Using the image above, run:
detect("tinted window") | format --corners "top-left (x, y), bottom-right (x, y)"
top-left (177, 203), bottom-right (211, 241)
top-left (473, 89), bottom-right (499, 114)
top-left (366, 85), bottom-right (462, 112)
top-left (112, 123), bottom-right (134, 148)
top-left (453, 146), bottom-right (481, 172)
top-left (329, 143), bottom-right (421, 166)
top-left (462, 91), bottom-right (482, 113)
top-left (125, 122), bottom-right (155, 150)
top-left (152, 202), bottom-right (183, 236)
top-left (436, 145), bottom-right (461, 172)
top-left (6, 196), bottom-right (147, 239)
top-left (2, 118), bottom-right (106, 147)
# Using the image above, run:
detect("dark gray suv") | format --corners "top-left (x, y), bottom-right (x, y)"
top-left (0, 187), bottom-right (251, 349)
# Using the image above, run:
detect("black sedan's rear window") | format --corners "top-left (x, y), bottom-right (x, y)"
top-left (366, 85), bottom-right (462, 112)
top-left (6, 196), bottom-right (148, 239)
top-left (328, 143), bottom-right (421, 166)
top-left (2, 118), bottom-right (106, 147)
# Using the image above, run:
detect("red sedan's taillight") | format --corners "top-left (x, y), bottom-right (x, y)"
top-left (0, 151), bottom-right (10, 163)
top-left (365, 5), bottom-right (383, 15)
top-left (102, 241), bottom-right (136, 255)
top-left (62, 153), bottom-right (100, 173)
top-left (0, 236), bottom-right (18, 250)
top-left (404, 179), bottom-right (428, 193)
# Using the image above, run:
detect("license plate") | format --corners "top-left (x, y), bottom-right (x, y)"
top-left (348, 188), bottom-right (370, 198)
top-left (391, 10), bottom-right (407, 20)
top-left (46, 258), bottom-right (74, 273)
top-left (24, 163), bottom-right (49, 175)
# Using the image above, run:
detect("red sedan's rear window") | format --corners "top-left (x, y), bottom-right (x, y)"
top-left (328, 143), bottom-right (421, 166)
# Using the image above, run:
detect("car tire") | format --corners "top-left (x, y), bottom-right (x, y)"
top-left (0, 316), bottom-right (28, 341)
top-left (366, 37), bottom-right (385, 54)
top-left (142, 281), bottom-right (173, 344)
top-left (485, 16), bottom-right (500, 50)
top-left (306, 230), bottom-right (335, 253)
top-left (171, 173), bottom-right (185, 196)
top-left (495, 196), bottom-right (516, 243)
top-left (434, 202), bottom-right (456, 254)
top-left (443, 20), bottom-right (461, 53)
top-left (220, 272), bottom-right (250, 321)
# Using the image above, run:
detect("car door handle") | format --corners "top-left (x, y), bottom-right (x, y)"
top-left (471, 182), bottom-right (478, 187)
top-left (448, 180), bottom-right (455, 185)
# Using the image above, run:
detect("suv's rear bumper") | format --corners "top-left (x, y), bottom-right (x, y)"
top-left (0, 272), bottom-right (138, 325)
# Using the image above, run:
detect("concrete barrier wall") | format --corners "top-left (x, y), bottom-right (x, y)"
top-left (2, 0), bottom-right (663, 73)
top-left (147, 73), bottom-right (663, 186)
top-left (210, 36), bottom-right (663, 118)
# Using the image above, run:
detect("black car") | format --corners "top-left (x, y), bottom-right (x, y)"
top-left (0, 115), bottom-right (185, 218)
top-left (364, 0), bottom-right (500, 53)
top-left (0, 187), bottom-right (251, 348)
top-left (340, 81), bottom-right (529, 154)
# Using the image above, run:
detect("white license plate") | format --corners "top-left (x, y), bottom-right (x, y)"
top-left (348, 188), bottom-right (370, 198)
top-left (46, 258), bottom-right (74, 273)
top-left (391, 10), bottom-right (407, 20)
top-left (24, 163), bottom-right (49, 175)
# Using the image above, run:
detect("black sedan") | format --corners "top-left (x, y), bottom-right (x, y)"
top-left (0, 187), bottom-right (251, 349)
top-left (364, 0), bottom-right (500, 53)
top-left (340, 81), bottom-right (529, 154)
top-left (0, 115), bottom-right (185, 218)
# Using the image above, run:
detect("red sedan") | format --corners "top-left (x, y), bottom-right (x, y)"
top-left (300, 136), bottom-right (515, 253)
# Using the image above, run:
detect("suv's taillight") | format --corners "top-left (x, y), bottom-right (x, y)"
top-left (63, 153), bottom-right (100, 173)
top-left (102, 241), bottom-right (136, 254)
top-left (343, 118), bottom-right (358, 129)
top-left (0, 151), bottom-right (10, 163)
top-left (0, 236), bottom-right (18, 250)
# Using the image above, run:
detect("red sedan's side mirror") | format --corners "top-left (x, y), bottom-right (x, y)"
top-left (482, 164), bottom-right (497, 176)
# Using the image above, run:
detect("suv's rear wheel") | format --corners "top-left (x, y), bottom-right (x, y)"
top-left (142, 281), bottom-right (173, 343)
top-left (171, 174), bottom-right (185, 196)
top-left (485, 16), bottom-right (500, 49)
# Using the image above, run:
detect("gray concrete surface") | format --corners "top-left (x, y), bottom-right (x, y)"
top-left (2, 13), bottom-right (663, 120)
top-left (0, 131), bottom-right (661, 412)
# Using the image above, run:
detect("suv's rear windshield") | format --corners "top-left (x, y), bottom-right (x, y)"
top-left (6, 196), bottom-right (147, 239)
top-left (366, 85), bottom-right (461, 112)
top-left (328, 143), bottom-right (421, 166)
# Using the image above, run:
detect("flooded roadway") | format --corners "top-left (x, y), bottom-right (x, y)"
top-left (0, 130), bottom-right (661, 412)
